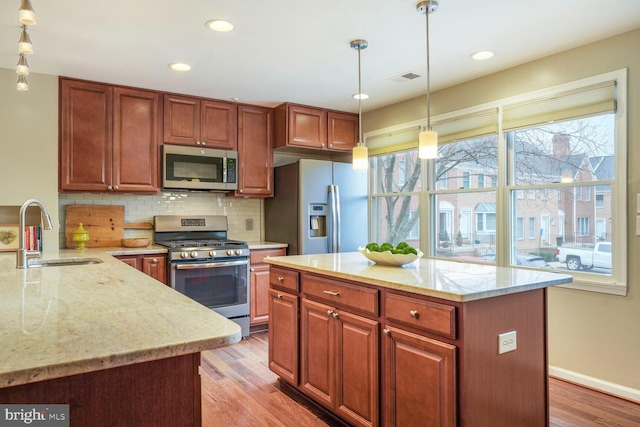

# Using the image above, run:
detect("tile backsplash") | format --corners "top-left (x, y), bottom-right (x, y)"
top-left (58, 192), bottom-right (262, 248)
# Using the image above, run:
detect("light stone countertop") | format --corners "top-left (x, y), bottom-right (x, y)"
top-left (265, 252), bottom-right (572, 302)
top-left (0, 248), bottom-right (241, 388)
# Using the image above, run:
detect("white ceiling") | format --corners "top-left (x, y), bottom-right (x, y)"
top-left (1, 0), bottom-right (639, 113)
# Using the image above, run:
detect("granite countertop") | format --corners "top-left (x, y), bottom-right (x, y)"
top-left (265, 252), bottom-right (572, 302)
top-left (247, 241), bottom-right (288, 250)
top-left (0, 248), bottom-right (241, 388)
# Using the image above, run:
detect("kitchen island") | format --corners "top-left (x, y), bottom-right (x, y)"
top-left (265, 252), bottom-right (572, 427)
top-left (0, 249), bottom-right (241, 426)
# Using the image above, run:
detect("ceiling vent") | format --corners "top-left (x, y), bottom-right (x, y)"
top-left (388, 72), bottom-right (421, 83)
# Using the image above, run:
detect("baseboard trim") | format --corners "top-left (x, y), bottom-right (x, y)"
top-left (549, 365), bottom-right (640, 404)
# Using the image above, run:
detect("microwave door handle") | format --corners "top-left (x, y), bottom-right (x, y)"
top-left (222, 157), bottom-right (228, 183)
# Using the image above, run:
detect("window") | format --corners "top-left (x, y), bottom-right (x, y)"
top-left (367, 70), bottom-right (626, 295)
top-left (516, 217), bottom-right (524, 239)
top-left (529, 217), bottom-right (536, 239)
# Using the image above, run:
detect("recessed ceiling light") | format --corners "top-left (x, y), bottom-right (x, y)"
top-left (169, 63), bottom-right (191, 71)
top-left (470, 51), bottom-right (495, 61)
top-left (353, 93), bottom-right (369, 100)
top-left (205, 19), bottom-right (234, 32)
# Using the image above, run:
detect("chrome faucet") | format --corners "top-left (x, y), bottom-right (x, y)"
top-left (16, 199), bottom-right (53, 269)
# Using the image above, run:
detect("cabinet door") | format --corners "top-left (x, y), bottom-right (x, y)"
top-left (201, 100), bottom-right (237, 150)
top-left (113, 87), bottom-right (160, 193)
top-left (142, 255), bottom-right (167, 285)
top-left (59, 79), bottom-right (112, 192)
top-left (163, 95), bottom-right (200, 145)
top-left (115, 255), bottom-right (140, 270)
top-left (237, 105), bottom-right (273, 197)
top-left (384, 326), bottom-right (456, 427)
top-left (250, 264), bottom-right (270, 325)
top-left (335, 310), bottom-right (379, 427)
top-left (327, 111), bottom-right (358, 152)
top-left (301, 298), bottom-right (335, 408)
top-left (269, 289), bottom-right (298, 385)
top-left (288, 104), bottom-right (327, 149)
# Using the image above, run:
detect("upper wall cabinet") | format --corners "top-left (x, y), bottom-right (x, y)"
top-left (234, 104), bottom-right (274, 198)
top-left (163, 94), bottom-right (237, 150)
top-left (59, 78), bottom-right (161, 193)
top-left (274, 103), bottom-right (358, 153)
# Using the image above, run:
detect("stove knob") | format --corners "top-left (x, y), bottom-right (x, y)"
top-left (209, 250), bottom-right (216, 257)
top-left (235, 249), bottom-right (242, 256)
top-left (181, 252), bottom-right (189, 259)
top-left (227, 249), bottom-right (233, 256)
top-left (191, 251), bottom-right (199, 258)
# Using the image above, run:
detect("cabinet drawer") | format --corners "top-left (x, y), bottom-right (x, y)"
top-left (250, 248), bottom-right (286, 264)
top-left (270, 267), bottom-right (299, 292)
top-left (385, 293), bottom-right (456, 339)
top-left (302, 274), bottom-right (378, 316)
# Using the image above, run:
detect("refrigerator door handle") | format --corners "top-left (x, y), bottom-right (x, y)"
top-left (334, 185), bottom-right (341, 252)
top-left (328, 185), bottom-right (338, 253)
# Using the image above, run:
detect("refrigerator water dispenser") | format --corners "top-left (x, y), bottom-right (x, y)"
top-left (309, 204), bottom-right (327, 238)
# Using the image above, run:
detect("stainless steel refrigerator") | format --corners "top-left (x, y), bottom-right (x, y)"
top-left (265, 159), bottom-right (368, 255)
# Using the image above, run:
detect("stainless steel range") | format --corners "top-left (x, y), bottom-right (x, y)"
top-left (154, 215), bottom-right (250, 337)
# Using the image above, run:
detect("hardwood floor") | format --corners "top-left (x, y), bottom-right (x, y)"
top-left (201, 331), bottom-right (640, 427)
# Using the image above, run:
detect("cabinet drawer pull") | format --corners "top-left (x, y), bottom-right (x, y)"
top-left (383, 328), bottom-right (391, 336)
top-left (323, 290), bottom-right (340, 296)
top-left (409, 310), bottom-right (419, 318)
top-left (151, 258), bottom-right (158, 264)
top-left (277, 293), bottom-right (283, 299)
top-left (278, 276), bottom-right (284, 282)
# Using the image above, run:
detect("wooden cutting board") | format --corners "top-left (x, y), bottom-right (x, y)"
top-left (65, 205), bottom-right (152, 248)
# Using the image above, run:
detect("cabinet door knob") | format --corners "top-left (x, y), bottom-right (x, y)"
top-left (327, 309), bottom-right (334, 316)
top-left (239, 189), bottom-right (244, 193)
top-left (409, 310), bottom-right (419, 318)
top-left (201, 141), bottom-right (206, 146)
top-left (278, 276), bottom-right (284, 282)
top-left (383, 328), bottom-right (391, 336)
top-left (329, 144), bottom-right (333, 148)
top-left (321, 143), bottom-right (325, 148)
top-left (277, 293), bottom-right (283, 299)
top-left (114, 185), bottom-right (119, 191)
top-left (196, 141), bottom-right (201, 145)
top-left (107, 185), bottom-right (113, 191)
top-left (151, 258), bottom-right (158, 264)
top-left (331, 311), bottom-right (339, 319)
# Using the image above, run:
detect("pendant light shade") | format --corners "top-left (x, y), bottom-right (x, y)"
top-left (18, 25), bottom-right (33, 55)
top-left (417, 0), bottom-right (438, 159)
top-left (19, 0), bottom-right (36, 26)
top-left (351, 39), bottom-right (368, 170)
top-left (17, 75), bottom-right (29, 92)
top-left (16, 54), bottom-right (29, 75)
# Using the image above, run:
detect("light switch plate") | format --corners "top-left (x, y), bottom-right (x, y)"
top-left (498, 331), bottom-right (517, 354)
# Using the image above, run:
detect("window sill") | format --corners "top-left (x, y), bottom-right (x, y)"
top-left (555, 279), bottom-right (627, 296)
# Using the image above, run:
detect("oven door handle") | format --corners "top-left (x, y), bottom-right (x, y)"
top-left (174, 260), bottom-right (248, 270)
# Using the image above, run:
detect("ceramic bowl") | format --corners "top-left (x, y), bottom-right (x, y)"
top-left (358, 247), bottom-right (423, 266)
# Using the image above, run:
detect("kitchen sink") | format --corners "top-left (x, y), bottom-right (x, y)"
top-left (29, 258), bottom-right (104, 267)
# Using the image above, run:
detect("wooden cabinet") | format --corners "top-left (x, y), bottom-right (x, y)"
top-left (59, 78), bottom-right (160, 193)
top-left (268, 267), bottom-right (299, 385)
top-left (116, 254), bottom-right (167, 285)
top-left (301, 298), bottom-right (379, 427)
top-left (274, 103), bottom-right (358, 152)
top-left (249, 248), bottom-right (286, 326)
top-left (163, 94), bottom-right (237, 150)
top-left (235, 104), bottom-right (274, 197)
top-left (383, 325), bottom-right (456, 427)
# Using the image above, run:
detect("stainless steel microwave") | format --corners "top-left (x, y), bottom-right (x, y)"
top-left (162, 145), bottom-right (238, 191)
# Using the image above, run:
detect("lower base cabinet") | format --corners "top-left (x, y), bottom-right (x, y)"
top-left (383, 326), bottom-right (456, 427)
top-left (115, 254), bottom-right (167, 285)
top-left (301, 298), bottom-right (379, 427)
top-left (250, 248), bottom-right (286, 326)
top-left (268, 288), bottom-right (298, 385)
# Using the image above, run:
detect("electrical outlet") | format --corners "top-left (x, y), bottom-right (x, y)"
top-left (498, 331), bottom-right (517, 354)
top-left (245, 218), bottom-right (253, 231)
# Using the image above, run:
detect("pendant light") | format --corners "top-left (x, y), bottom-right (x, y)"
top-left (16, 53), bottom-right (29, 75)
top-left (351, 39), bottom-right (368, 170)
top-left (417, 1), bottom-right (438, 159)
top-left (17, 75), bottom-right (29, 92)
top-left (19, 0), bottom-right (37, 25)
top-left (18, 25), bottom-right (33, 55)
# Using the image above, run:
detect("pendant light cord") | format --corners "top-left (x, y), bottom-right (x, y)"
top-left (425, 7), bottom-right (431, 131)
top-left (358, 44), bottom-right (363, 146)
